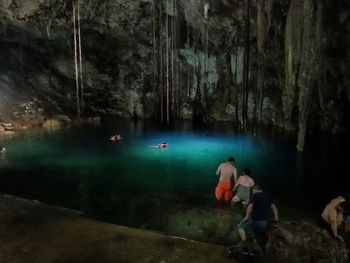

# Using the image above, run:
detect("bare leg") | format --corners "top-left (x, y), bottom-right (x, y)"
top-left (238, 228), bottom-right (247, 242)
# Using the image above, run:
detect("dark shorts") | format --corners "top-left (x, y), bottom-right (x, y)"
top-left (237, 219), bottom-right (268, 236)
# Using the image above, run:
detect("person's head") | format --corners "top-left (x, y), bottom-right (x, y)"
top-left (243, 168), bottom-right (251, 176)
top-left (337, 196), bottom-right (346, 206)
top-left (228, 157), bottom-right (235, 163)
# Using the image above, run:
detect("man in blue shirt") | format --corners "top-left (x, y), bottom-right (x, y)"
top-left (237, 184), bottom-right (279, 242)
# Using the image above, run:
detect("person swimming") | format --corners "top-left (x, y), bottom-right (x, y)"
top-left (158, 142), bottom-right (168, 149)
top-left (148, 142), bottom-right (168, 149)
top-left (110, 134), bottom-right (122, 142)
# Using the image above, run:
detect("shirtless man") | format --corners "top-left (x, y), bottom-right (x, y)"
top-left (321, 196), bottom-right (345, 241)
top-left (215, 157), bottom-right (237, 206)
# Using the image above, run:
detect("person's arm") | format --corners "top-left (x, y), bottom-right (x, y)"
top-left (270, 204), bottom-right (279, 221)
top-left (216, 164), bottom-right (221, 176)
top-left (233, 167), bottom-right (238, 183)
top-left (249, 178), bottom-right (255, 187)
top-left (242, 203), bottom-right (253, 222)
top-left (232, 177), bottom-right (241, 192)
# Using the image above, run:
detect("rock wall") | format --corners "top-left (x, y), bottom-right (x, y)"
top-left (266, 221), bottom-right (348, 263)
top-left (0, 0), bottom-right (349, 149)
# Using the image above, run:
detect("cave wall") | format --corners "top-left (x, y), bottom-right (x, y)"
top-left (0, 0), bottom-right (349, 148)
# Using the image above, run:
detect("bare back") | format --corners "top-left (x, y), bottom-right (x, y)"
top-left (322, 197), bottom-right (345, 226)
top-left (216, 162), bottom-right (237, 185)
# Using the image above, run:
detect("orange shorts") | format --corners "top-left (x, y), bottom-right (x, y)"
top-left (215, 182), bottom-right (232, 201)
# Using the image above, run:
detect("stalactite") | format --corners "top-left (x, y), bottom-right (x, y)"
top-left (205, 17), bottom-right (209, 108)
top-left (47, 19), bottom-right (52, 38)
top-left (186, 22), bottom-right (190, 97)
top-left (235, 36), bottom-right (239, 125)
top-left (165, 1), bottom-right (169, 124)
top-left (225, 51), bottom-right (235, 121)
top-left (192, 31), bottom-right (202, 123)
top-left (283, 0), bottom-right (303, 124)
top-left (152, 0), bottom-right (157, 110)
top-left (159, 1), bottom-right (164, 123)
top-left (171, 0), bottom-right (174, 120)
top-left (72, 0), bottom-right (80, 120)
top-left (296, 0), bottom-right (323, 151)
top-left (194, 49), bottom-right (204, 123)
top-left (77, 0), bottom-right (84, 117)
top-left (19, 31), bottom-right (24, 88)
top-left (284, 0), bottom-right (323, 151)
top-left (255, 0), bottom-right (267, 124)
top-left (242, 0), bottom-right (251, 131)
top-left (175, 0), bottom-right (180, 118)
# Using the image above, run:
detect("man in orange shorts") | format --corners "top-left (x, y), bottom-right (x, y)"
top-left (215, 157), bottom-right (237, 207)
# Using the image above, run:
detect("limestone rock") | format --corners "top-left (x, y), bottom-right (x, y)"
top-left (0, 0), bottom-right (348, 141)
top-left (266, 221), bottom-right (348, 263)
top-left (42, 118), bottom-right (62, 128)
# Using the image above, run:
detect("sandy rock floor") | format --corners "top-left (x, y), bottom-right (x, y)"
top-left (0, 195), bottom-right (236, 263)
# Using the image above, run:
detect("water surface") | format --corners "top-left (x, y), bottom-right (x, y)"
top-left (0, 119), bottom-right (348, 229)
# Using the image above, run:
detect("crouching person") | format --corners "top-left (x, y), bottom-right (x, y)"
top-left (237, 184), bottom-right (279, 243)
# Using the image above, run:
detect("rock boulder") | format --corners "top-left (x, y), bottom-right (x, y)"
top-left (265, 221), bottom-right (348, 263)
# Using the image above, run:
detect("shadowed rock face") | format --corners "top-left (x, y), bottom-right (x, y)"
top-left (0, 0), bottom-right (349, 145)
top-left (266, 221), bottom-right (348, 263)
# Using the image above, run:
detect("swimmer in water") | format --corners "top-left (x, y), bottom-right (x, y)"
top-left (148, 142), bottom-right (168, 149)
top-left (158, 142), bottom-right (168, 149)
top-left (110, 134), bottom-right (122, 142)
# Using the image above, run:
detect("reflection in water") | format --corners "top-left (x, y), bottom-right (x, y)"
top-left (0, 146), bottom-right (6, 166)
top-left (0, 153), bottom-right (6, 165)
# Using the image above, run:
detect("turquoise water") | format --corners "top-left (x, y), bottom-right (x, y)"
top-left (0, 120), bottom-right (348, 227)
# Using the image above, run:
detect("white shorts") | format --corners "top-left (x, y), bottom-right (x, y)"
top-left (231, 195), bottom-right (249, 205)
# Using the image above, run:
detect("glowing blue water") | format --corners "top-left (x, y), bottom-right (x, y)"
top-left (0, 120), bottom-right (348, 225)
top-left (2, 127), bottom-right (286, 194)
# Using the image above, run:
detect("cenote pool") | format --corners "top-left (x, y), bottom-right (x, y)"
top-left (0, 119), bottom-right (349, 235)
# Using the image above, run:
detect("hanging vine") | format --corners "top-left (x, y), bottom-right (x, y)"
top-left (152, 0), bottom-right (157, 120)
top-left (71, 0), bottom-right (84, 120)
top-left (72, 0), bottom-right (80, 120)
top-left (186, 21), bottom-right (190, 97)
top-left (165, 1), bottom-right (170, 124)
top-left (159, 0), bottom-right (164, 123)
top-left (242, 0), bottom-right (251, 131)
top-left (77, 0), bottom-right (84, 117)
top-left (171, 0), bottom-right (175, 120)
top-left (255, 0), bottom-right (267, 125)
